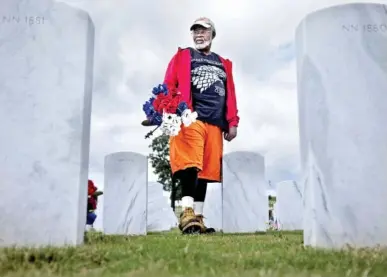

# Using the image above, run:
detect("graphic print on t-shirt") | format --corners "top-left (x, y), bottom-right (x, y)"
top-left (190, 49), bottom-right (228, 130)
top-left (191, 60), bottom-right (226, 95)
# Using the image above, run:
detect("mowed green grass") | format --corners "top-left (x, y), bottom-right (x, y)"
top-left (0, 230), bottom-right (386, 277)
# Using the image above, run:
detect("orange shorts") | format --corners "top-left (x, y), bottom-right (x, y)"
top-left (169, 120), bottom-right (223, 182)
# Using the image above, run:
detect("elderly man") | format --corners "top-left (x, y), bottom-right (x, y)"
top-left (163, 17), bottom-right (239, 234)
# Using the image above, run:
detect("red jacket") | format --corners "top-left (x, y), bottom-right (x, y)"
top-left (163, 47), bottom-right (240, 129)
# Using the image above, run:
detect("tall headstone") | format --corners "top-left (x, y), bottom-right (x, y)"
top-left (202, 182), bottom-right (222, 231)
top-left (222, 151), bottom-right (268, 233)
top-left (147, 182), bottom-right (177, 232)
top-left (296, 3), bottom-right (387, 248)
top-left (276, 180), bottom-right (302, 230)
top-left (0, 0), bottom-right (94, 247)
top-left (103, 152), bottom-right (147, 235)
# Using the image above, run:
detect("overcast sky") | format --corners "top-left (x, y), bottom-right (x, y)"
top-left (61, 0), bottom-right (381, 190)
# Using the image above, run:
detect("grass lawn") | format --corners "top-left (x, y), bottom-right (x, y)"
top-left (0, 230), bottom-right (386, 277)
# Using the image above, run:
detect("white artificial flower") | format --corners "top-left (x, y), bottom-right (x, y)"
top-left (162, 127), bottom-right (171, 136)
top-left (162, 122), bottom-right (181, 137)
top-left (169, 125), bottom-right (180, 136)
top-left (181, 109), bottom-right (198, 127)
top-left (160, 112), bottom-right (183, 137)
top-left (171, 115), bottom-right (181, 127)
top-left (162, 112), bottom-right (175, 125)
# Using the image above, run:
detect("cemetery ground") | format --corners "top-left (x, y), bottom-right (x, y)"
top-left (1, 231), bottom-right (386, 277)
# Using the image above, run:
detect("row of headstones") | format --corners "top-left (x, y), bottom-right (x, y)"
top-left (1, 0), bottom-right (386, 249)
top-left (103, 152), bottom-right (308, 235)
top-left (102, 153), bottom-right (317, 235)
top-left (102, 151), bottom-right (269, 235)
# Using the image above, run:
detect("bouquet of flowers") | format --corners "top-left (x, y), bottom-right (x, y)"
top-left (142, 84), bottom-right (198, 138)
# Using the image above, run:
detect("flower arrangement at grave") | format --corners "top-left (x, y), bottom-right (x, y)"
top-left (142, 84), bottom-right (198, 138)
top-left (88, 180), bottom-right (103, 212)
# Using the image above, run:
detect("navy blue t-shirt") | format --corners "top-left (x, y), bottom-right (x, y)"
top-left (190, 48), bottom-right (228, 130)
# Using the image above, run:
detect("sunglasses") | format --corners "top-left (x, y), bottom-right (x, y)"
top-left (191, 29), bottom-right (211, 35)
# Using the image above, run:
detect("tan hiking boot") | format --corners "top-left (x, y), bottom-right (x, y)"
top-left (196, 214), bottom-right (216, 234)
top-left (178, 207), bottom-right (204, 234)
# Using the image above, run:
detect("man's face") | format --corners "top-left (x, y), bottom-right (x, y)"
top-left (192, 25), bottom-right (212, 50)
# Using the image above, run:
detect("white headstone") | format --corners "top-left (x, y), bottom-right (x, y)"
top-left (296, 3), bottom-right (387, 248)
top-left (276, 180), bottom-right (302, 230)
top-left (147, 182), bottom-right (177, 232)
top-left (222, 151), bottom-right (268, 233)
top-left (203, 182), bottom-right (222, 231)
top-left (0, 0), bottom-right (94, 247)
top-left (103, 152), bottom-right (147, 235)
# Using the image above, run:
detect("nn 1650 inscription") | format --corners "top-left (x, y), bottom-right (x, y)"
top-left (342, 24), bottom-right (387, 32)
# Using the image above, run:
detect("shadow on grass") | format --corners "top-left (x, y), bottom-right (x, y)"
top-left (83, 229), bottom-right (304, 244)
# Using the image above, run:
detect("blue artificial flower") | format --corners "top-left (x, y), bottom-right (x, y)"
top-left (142, 83), bottom-right (171, 127)
top-left (176, 101), bottom-right (189, 116)
top-left (152, 83), bottom-right (168, 96)
top-left (142, 97), bottom-right (163, 126)
top-left (142, 99), bottom-right (155, 118)
top-left (151, 112), bottom-right (163, 125)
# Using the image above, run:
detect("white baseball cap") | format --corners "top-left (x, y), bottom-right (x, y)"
top-left (190, 17), bottom-right (216, 38)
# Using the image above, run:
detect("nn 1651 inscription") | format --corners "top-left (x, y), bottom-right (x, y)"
top-left (1, 16), bottom-right (45, 25)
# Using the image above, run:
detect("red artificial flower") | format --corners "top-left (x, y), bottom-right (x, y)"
top-left (153, 93), bottom-right (170, 113)
top-left (152, 97), bottom-right (160, 111)
top-left (168, 87), bottom-right (180, 97)
top-left (158, 99), bottom-right (169, 112)
top-left (88, 179), bottom-right (99, 210)
top-left (165, 96), bottom-right (181, 113)
top-left (152, 87), bottom-right (184, 114)
top-left (88, 180), bottom-right (97, 196)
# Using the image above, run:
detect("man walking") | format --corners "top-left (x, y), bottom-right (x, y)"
top-left (164, 17), bottom-right (240, 234)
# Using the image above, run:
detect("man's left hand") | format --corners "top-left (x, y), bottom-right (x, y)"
top-left (224, 126), bottom-right (237, 142)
